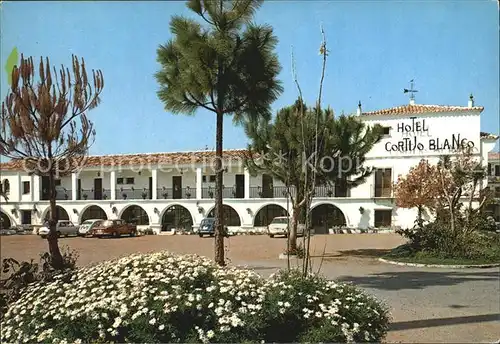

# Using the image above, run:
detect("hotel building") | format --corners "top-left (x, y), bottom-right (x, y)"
top-left (0, 96), bottom-right (498, 234)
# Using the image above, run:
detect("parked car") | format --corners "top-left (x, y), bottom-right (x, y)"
top-left (198, 218), bottom-right (229, 237)
top-left (38, 220), bottom-right (79, 238)
top-left (78, 219), bottom-right (104, 237)
top-left (92, 219), bottom-right (137, 238)
top-left (267, 216), bottom-right (306, 238)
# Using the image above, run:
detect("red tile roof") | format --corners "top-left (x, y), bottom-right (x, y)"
top-left (489, 152), bottom-right (500, 161)
top-left (361, 104), bottom-right (484, 116)
top-left (0, 149), bottom-right (252, 172)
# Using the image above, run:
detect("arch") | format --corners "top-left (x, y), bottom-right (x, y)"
top-left (161, 204), bottom-right (194, 232)
top-left (120, 204), bottom-right (150, 225)
top-left (310, 203), bottom-right (346, 234)
top-left (253, 204), bottom-right (289, 227)
top-left (42, 205), bottom-right (70, 222)
top-left (80, 205), bottom-right (108, 224)
top-left (0, 210), bottom-right (13, 229)
top-left (206, 204), bottom-right (241, 227)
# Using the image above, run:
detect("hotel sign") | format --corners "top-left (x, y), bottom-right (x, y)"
top-left (384, 117), bottom-right (474, 153)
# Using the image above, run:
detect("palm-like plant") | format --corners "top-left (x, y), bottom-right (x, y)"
top-left (155, 0), bottom-right (282, 266)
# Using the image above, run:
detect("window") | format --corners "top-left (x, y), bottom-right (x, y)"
top-left (126, 177), bottom-right (135, 184)
top-left (2, 179), bottom-right (10, 194)
top-left (495, 165), bottom-right (500, 177)
top-left (209, 175), bottom-right (216, 183)
top-left (202, 176), bottom-right (207, 183)
top-left (374, 168), bottom-right (392, 197)
top-left (21, 210), bottom-right (32, 225)
top-left (22, 181), bottom-right (30, 194)
top-left (382, 126), bottom-right (391, 136)
top-left (117, 178), bottom-right (124, 185)
top-left (488, 163), bottom-right (492, 176)
top-left (55, 179), bottom-right (61, 186)
top-left (374, 210), bottom-right (392, 228)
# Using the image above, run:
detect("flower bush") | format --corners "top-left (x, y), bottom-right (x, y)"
top-left (1, 251), bottom-right (390, 343)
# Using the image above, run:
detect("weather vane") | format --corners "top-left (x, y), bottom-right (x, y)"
top-left (403, 79), bottom-right (418, 102)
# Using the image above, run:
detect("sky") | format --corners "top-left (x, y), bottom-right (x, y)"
top-left (1, 0), bottom-right (499, 156)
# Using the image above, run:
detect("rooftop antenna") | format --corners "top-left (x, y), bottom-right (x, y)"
top-left (403, 79), bottom-right (418, 105)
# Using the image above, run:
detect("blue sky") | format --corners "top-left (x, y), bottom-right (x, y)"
top-left (1, 0), bottom-right (499, 156)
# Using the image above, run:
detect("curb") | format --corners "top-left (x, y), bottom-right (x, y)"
top-left (378, 258), bottom-right (500, 269)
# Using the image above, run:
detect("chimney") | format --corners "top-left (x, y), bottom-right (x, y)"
top-left (468, 93), bottom-right (474, 108)
top-left (357, 101), bottom-right (362, 116)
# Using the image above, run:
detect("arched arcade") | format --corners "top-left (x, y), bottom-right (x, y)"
top-left (310, 203), bottom-right (346, 234)
top-left (253, 204), bottom-right (288, 227)
top-left (161, 205), bottom-right (194, 232)
top-left (80, 205), bottom-right (108, 224)
top-left (120, 205), bottom-right (149, 225)
top-left (207, 204), bottom-right (241, 226)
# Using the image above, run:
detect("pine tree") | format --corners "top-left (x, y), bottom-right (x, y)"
top-left (155, 0), bottom-right (282, 265)
top-left (245, 101), bottom-right (382, 252)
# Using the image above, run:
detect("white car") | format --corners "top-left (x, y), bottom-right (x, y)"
top-left (39, 220), bottom-right (79, 238)
top-left (267, 216), bottom-right (306, 238)
top-left (78, 219), bottom-right (104, 237)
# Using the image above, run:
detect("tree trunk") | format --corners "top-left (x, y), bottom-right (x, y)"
top-left (417, 205), bottom-right (423, 226)
top-left (288, 206), bottom-right (300, 253)
top-left (47, 169), bottom-right (64, 270)
top-left (214, 110), bottom-right (225, 266)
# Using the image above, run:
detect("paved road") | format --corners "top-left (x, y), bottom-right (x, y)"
top-left (2, 234), bottom-right (498, 342)
top-left (235, 258), bottom-right (500, 343)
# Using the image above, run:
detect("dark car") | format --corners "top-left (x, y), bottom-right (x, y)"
top-left (198, 218), bottom-right (229, 237)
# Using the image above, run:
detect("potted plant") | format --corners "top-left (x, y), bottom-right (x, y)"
top-left (258, 186), bottom-right (263, 198)
top-left (208, 186), bottom-right (214, 199)
top-left (232, 186), bottom-right (237, 197)
top-left (326, 189), bottom-right (333, 197)
top-left (359, 206), bottom-right (365, 214)
top-left (64, 193), bottom-right (69, 200)
top-left (141, 188), bottom-right (148, 200)
top-left (83, 193), bottom-right (88, 200)
top-left (185, 186), bottom-right (192, 199)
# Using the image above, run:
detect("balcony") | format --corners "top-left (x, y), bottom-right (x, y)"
top-left (488, 175), bottom-right (500, 184)
top-left (78, 188), bottom-right (112, 201)
top-left (202, 186), bottom-right (244, 199)
top-left (39, 184), bottom-right (357, 201)
top-left (117, 188), bottom-right (153, 200)
top-left (156, 187), bottom-right (194, 200)
top-left (40, 188), bottom-right (72, 201)
top-left (248, 185), bottom-right (342, 199)
top-left (370, 185), bottom-right (393, 198)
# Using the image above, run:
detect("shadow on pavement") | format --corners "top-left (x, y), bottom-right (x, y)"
top-left (310, 249), bottom-right (391, 259)
top-left (390, 313), bottom-right (500, 331)
top-left (337, 270), bottom-right (500, 290)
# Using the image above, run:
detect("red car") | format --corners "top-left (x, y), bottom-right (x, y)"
top-left (92, 219), bottom-right (137, 238)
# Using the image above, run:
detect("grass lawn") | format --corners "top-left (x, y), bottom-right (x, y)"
top-left (384, 231), bottom-right (500, 265)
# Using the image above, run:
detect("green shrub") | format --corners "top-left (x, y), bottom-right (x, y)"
top-left (1, 252), bottom-right (390, 343)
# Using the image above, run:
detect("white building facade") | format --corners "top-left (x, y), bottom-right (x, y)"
top-left (0, 97), bottom-right (498, 234)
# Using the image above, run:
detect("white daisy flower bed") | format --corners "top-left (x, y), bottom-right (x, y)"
top-left (1, 251), bottom-right (390, 343)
